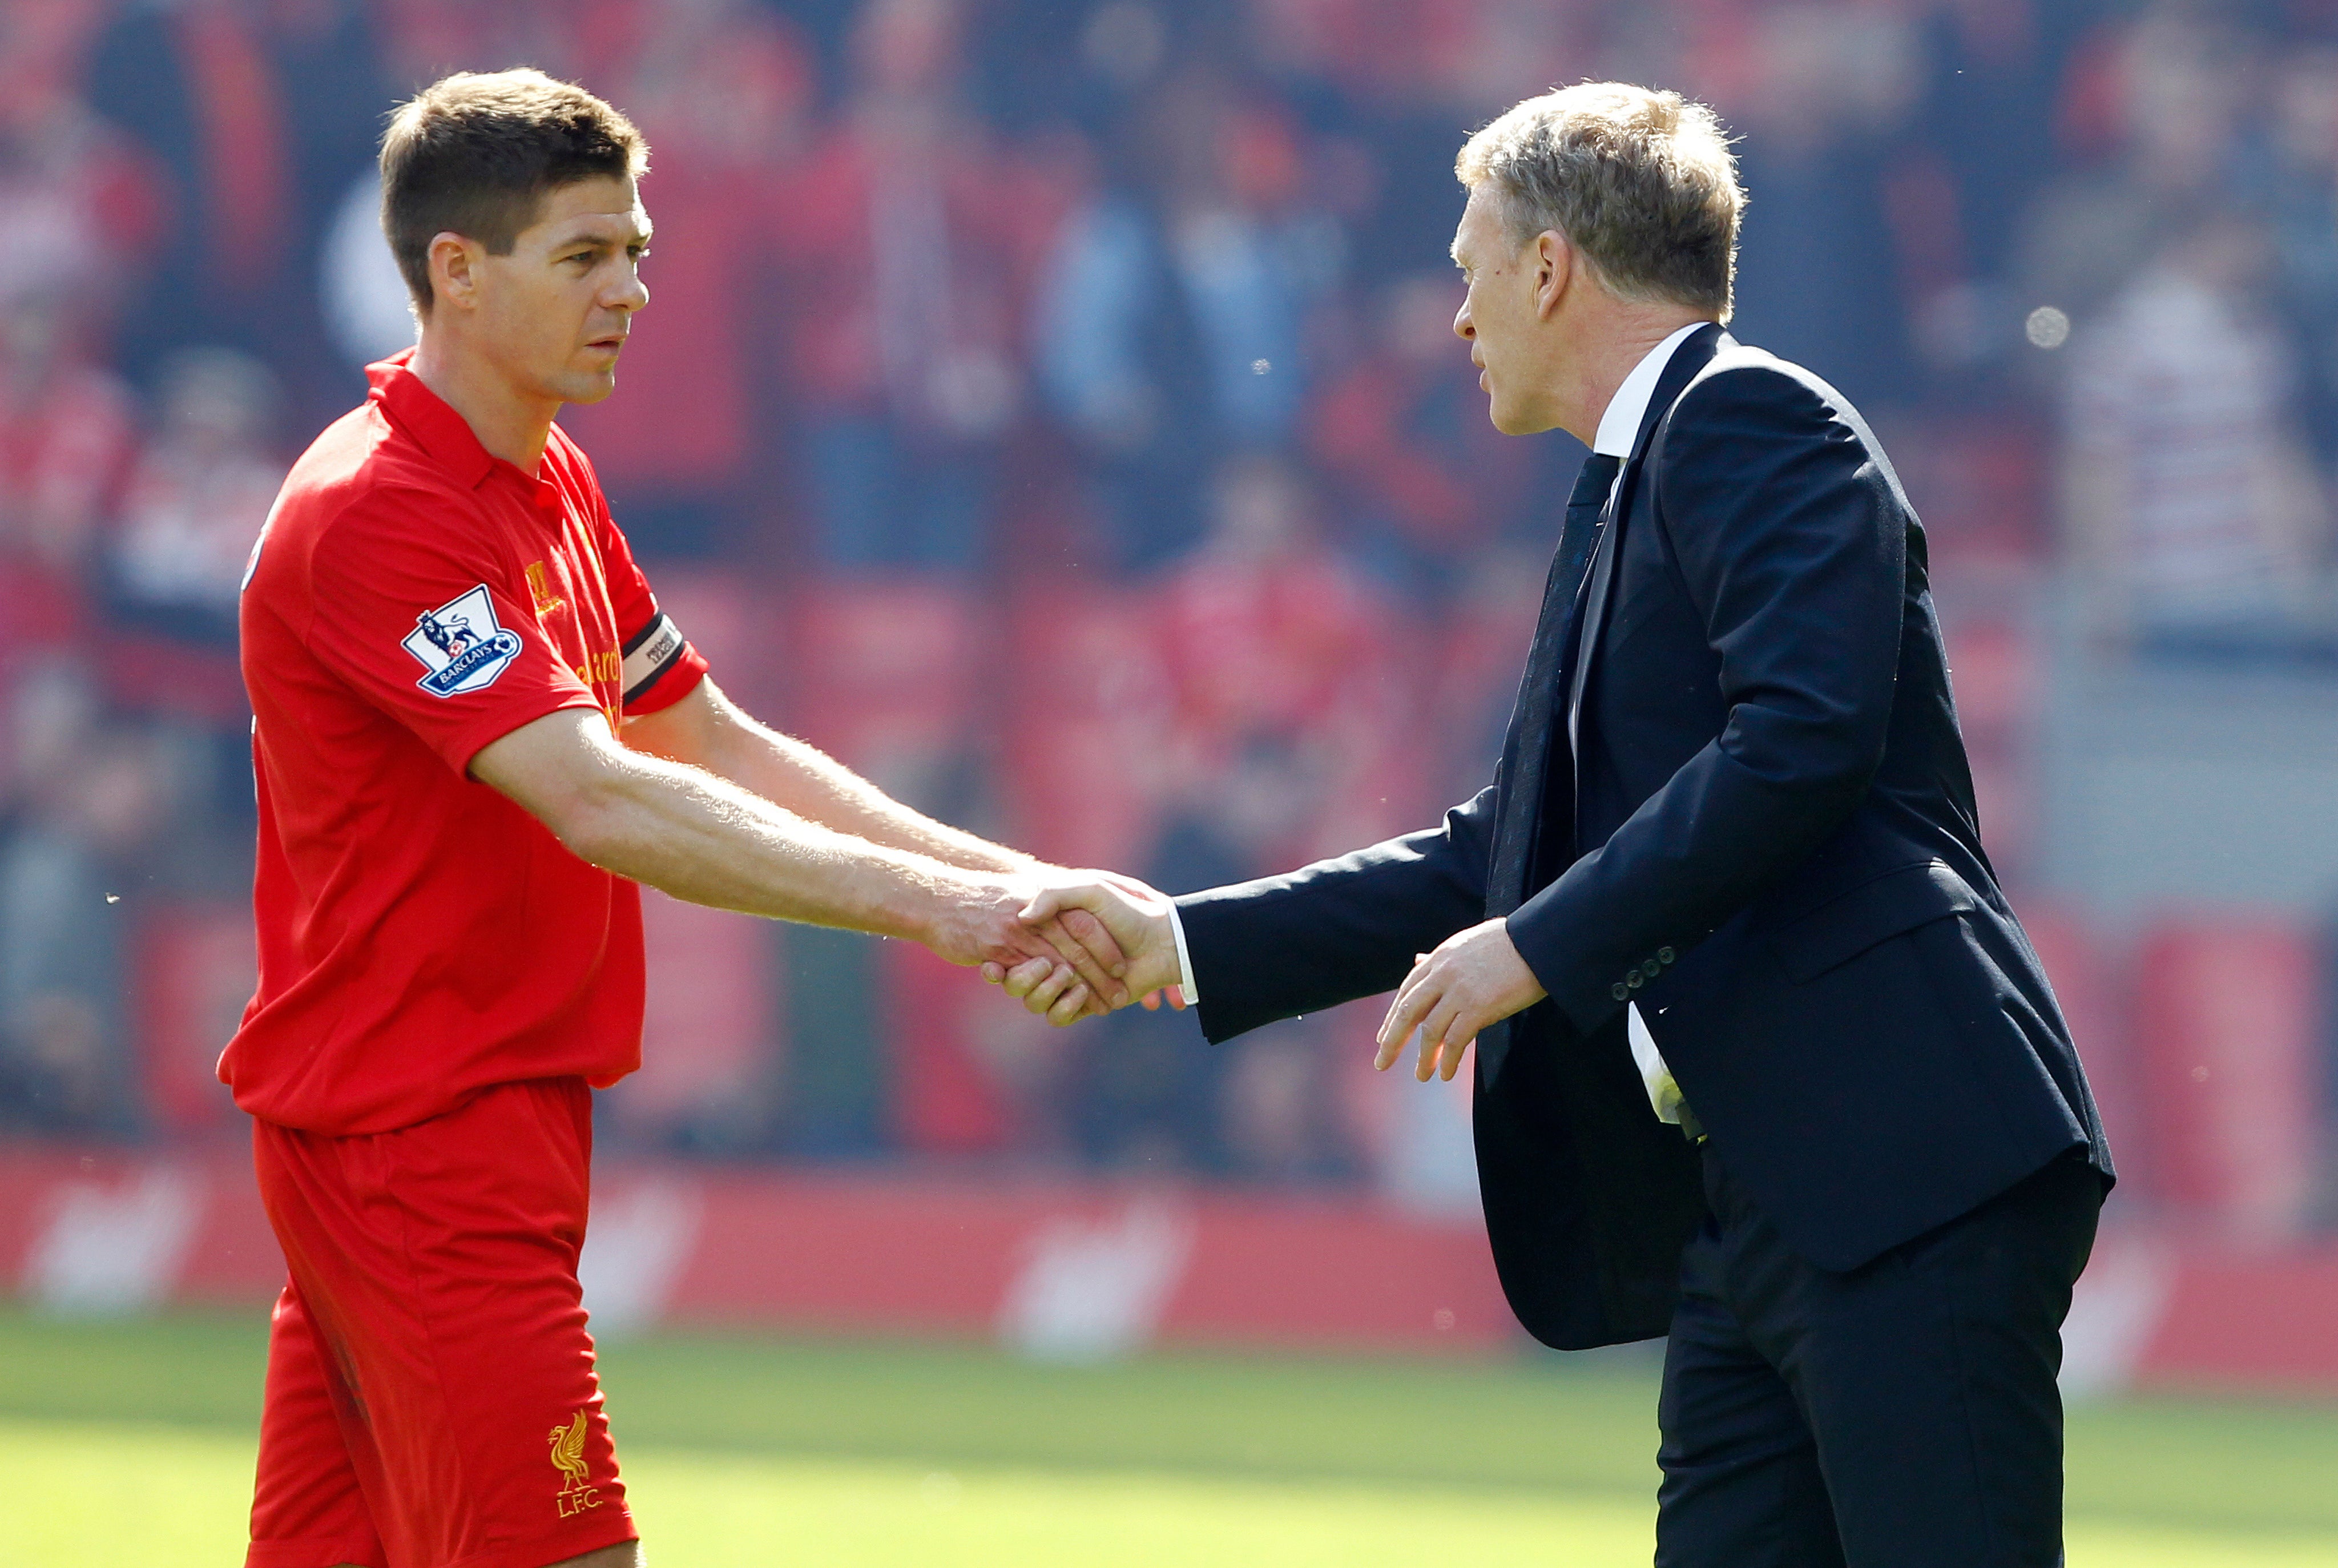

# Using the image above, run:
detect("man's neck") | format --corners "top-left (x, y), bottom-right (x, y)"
top-left (1557, 309), bottom-right (1710, 448)
top-left (409, 330), bottom-right (558, 472)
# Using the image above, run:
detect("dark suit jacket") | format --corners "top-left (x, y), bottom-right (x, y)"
top-left (1176, 327), bottom-right (2111, 1349)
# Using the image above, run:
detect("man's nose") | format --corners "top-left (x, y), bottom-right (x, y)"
top-left (1453, 307), bottom-right (1473, 340)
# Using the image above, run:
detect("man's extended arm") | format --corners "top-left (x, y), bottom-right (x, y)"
top-left (622, 680), bottom-right (1038, 876)
top-left (1009, 787), bottom-right (1499, 1033)
top-left (470, 704), bottom-right (1129, 996)
top-left (622, 679), bottom-right (1159, 1012)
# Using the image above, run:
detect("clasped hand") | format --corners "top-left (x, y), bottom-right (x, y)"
top-left (979, 872), bottom-right (1188, 1025)
top-left (981, 877), bottom-right (1545, 1086)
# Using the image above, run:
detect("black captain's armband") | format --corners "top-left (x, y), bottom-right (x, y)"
top-left (620, 612), bottom-right (688, 706)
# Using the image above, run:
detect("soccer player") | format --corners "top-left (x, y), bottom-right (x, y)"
top-left (226, 70), bottom-right (1134, 1568)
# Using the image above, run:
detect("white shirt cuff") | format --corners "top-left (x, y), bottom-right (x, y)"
top-left (1167, 902), bottom-right (1200, 1005)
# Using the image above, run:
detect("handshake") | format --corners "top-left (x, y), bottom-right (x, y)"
top-left (967, 871), bottom-right (1189, 1023)
top-left (964, 871), bottom-right (1550, 1085)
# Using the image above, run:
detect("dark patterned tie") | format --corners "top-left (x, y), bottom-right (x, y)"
top-left (1486, 450), bottom-right (1621, 921)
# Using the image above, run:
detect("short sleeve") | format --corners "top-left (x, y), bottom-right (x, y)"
top-left (305, 490), bottom-right (603, 773)
top-left (597, 502), bottom-right (709, 717)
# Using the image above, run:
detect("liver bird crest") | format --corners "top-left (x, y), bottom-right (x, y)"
top-left (549, 1410), bottom-right (591, 1488)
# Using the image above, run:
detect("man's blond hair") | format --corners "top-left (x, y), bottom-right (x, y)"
top-left (1456, 82), bottom-right (1742, 323)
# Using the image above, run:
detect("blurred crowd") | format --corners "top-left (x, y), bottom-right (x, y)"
top-left (3, 0), bottom-right (2335, 1208)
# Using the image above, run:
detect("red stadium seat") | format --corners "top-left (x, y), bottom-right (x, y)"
top-left (888, 940), bottom-right (1013, 1155)
top-left (612, 888), bottom-right (777, 1144)
top-left (999, 581), bottom-right (1170, 871)
top-left (133, 901), bottom-right (254, 1132)
top-left (785, 577), bottom-right (983, 782)
top-left (2135, 916), bottom-right (2324, 1237)
top-left (2018, 904), bottom-right (2146, 1189)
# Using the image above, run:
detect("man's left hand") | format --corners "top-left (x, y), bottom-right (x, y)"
top-left (1374, 918), bottom-right (1546, 1082)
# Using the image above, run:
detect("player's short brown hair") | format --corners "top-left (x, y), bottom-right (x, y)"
top-left (380, 68), bottom-right (648, 314)
top-left (1456, 82), bottom-right (1742, 323)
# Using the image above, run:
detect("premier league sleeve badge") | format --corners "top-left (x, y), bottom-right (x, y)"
top-left (402, 585), bottom-right (526, 697)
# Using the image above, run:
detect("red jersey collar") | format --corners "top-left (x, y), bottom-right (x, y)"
top-left (366, 349), bottom-right (561, 510)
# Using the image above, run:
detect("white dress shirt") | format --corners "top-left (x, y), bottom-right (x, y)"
top-left (1164, 323), bottom-right (1710, 1126)
top-left (1593, 324), bottom-right (1707, 1125)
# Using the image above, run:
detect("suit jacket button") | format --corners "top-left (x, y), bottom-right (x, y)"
top-left (1658, 947), bottom-right (1676, 965)
top-left (1642, 960), bottom-right (1662, 981)
top-left (1626, 972), bottom-right (1644, 990)
top-left (1611, 983), bottom-right (1630, 1002)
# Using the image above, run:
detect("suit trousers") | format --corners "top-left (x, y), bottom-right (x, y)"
top-left (1655, 1143), bottom-right (2102, 1568)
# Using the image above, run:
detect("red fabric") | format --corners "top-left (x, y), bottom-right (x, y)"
top-left (1154, 546), bottom-right (1425, 867)
top-left (223, 352), bottom-right (709, 1135)
top-left (2135, 920), bottom-right (2322, 1231)
top-left (1310, 364), bottom-right (1475, 547)
top-left (247, 1078), bottom-right (637, 1568)
top-left (890, 940), bottom-right (1010, 1154)
top-left (772, 129), bottom-right (1067, 414)
top-left (135, 900), bottom-right (255, 1131)
top-left (0, 358), bottom-right (136, 586)
top-left (176, 2), bottom-right (288, 280)
top-left (1308, 355), bottom-right (1535, 555)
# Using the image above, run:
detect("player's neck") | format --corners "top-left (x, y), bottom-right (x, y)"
top-left (409, 330), bottom-right (559, 473)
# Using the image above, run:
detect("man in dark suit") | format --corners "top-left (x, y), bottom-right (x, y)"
top-left (996, 82), bottom-right (2111, 1567)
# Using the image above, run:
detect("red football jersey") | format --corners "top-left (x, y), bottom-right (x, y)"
top-left (224, 352), bottom-right (709, 1134)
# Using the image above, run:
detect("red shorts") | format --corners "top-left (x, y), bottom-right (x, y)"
top-left (246, 1078), bottom-right (638, 1568)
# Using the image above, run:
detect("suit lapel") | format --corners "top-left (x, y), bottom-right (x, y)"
top-left (1562, 327), bottom-right (1730, 797)
top-left (1480, 327), bottom-right (1727, 1090)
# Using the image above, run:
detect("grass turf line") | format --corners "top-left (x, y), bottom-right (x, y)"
top-left (6, 1308), bottom-right (2338, 1545)
top-left (18, 1420), bottom-right (2338, 1568)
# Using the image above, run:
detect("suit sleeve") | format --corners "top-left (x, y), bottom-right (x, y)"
top-left (1507, 365), bottom-right (1905, 1033)
top-left (1176, 785), bottom-right (1498, 1044)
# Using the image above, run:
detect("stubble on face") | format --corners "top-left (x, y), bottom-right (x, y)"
top-left (477, 176), bottom-right (652, 410)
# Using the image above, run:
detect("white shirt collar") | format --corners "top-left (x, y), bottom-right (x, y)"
top-left (1590, 322), bottom-right (1711, 458)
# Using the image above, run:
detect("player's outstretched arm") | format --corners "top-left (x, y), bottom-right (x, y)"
top-left (471, 707), bottom-right (1131, 1003)
top-left (622, 679), bottom-right (1174, 1015)
top-left (623, 679), bottom-right (1037, 877)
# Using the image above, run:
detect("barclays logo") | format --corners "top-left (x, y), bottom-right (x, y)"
top-left (402, 585), bottom-right (524, 698)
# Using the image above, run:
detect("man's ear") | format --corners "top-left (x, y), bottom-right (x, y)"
top-left (428, 231), bottom-right (480, 314)
top-left (1533, 229), bottom-right (1573, 322)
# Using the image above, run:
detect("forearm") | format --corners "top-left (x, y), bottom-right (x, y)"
top-left (479, 704), bottom-right (1127, 995)
top-left (676, 707), bottom-right (1032, 875)
top-left (1179, 789), bottom-right (1495, 1043)
top-left (569, 745), bottom-right (977, 940)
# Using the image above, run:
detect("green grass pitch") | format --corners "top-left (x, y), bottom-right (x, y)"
top-left (7, 1308), bottom-right (2337, 1565)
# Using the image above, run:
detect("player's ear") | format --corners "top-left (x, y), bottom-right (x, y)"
top-left (430, 232), bottom-right (481, 313)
